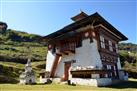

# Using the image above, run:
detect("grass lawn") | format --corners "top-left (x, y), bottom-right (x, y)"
top-left (0, 79), bottom-right (137, 91)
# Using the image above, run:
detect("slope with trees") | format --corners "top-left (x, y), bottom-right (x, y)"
top-left (119, 43), bottom-right (137, 78)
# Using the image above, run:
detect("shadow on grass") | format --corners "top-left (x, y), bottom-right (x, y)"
top-left (0, 75), bottom-right (19, 84)
top-left (106, 80), bottom-right (137, 89)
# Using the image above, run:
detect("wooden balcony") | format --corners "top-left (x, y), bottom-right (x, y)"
top-left (59, 43), bottom-right (76, 54)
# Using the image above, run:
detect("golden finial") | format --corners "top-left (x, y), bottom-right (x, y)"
top-left (80, 9), bottom-right (83, 13)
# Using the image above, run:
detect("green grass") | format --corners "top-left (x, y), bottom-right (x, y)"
top-left (0, 62), bottom-right (24, 69)
top-left (0, 44), bottom-right (47, 61)
top-left (0, 79), bottom-right (137, 91)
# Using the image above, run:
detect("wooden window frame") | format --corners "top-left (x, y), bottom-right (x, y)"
top-left (100, 35), bottom-right (105, 49)
top-left (115, 44), bottom-right (118, 53)
top-left (108, 40), bottom-right (113, 51)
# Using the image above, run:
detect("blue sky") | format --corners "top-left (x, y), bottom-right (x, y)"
top-left (0, 0), bottom-right (136, 43)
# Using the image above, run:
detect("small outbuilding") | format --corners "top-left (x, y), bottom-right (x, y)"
top-left (20, 59), bottom-right (35, 84)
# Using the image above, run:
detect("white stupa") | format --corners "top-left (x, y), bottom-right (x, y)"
top-left (19, 58), bottom-right (35, 84)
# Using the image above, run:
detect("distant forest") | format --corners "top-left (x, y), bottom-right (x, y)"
top-left (119, 43), bottom-right (137, 78)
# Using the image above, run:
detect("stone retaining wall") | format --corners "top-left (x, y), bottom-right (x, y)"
top-left (70, 78), bottom-right (112, 86)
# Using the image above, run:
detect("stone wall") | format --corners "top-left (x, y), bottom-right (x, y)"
top-left (118, 70), bottom-right (128, 81)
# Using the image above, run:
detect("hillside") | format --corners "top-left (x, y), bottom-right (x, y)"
top-left (0, 29), bottom-right (42, 43)
top-left (0, 29), bottom-right (47, 62)
top-left (0, 28), bottom-right (47, 83)
top-left (119, 43), bottom-right (137, 53)
top-left (118, 43), bottom-right (137, 78)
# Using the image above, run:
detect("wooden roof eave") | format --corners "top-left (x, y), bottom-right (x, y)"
top-left (43, 12), bottom-right (128, 42)
top-left (43, 13), bottom-right (97, 40)
top-left (95, 14), bottom-right (128, 41)
top-left (46, 31), bottom-right (78, 44)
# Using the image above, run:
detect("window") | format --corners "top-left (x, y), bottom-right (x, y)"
top-left (109, 40), bottom-right (113, 51)
top-left (100, 74), bottom-right (105, 78)
top-left (112, 43), bottom-right (116, 52)
top-left (100, 35), bottom-right (105, 48)
top-left (108, 73), bottom-right (112, 78)
top-left (101, 56), bottom-right (106, 61)
top-left (111, 66), bottom-right (114, 70)
top-left (113, 66), bottom-right (116, 70)
top-left (103, 65), bottom-right (107, 69)
top-left (72, 73), bottom-right (91, 78)
top-left (107, 65), bottom-right (111, 70)
top-left (105, 39), bottom-right (109, 50)
top-left (52, 45), bottom-right (56, 54)
top-left (107, 57), bottom-right (109, 62)
top-left (115, 44), bottom-right (118, 53)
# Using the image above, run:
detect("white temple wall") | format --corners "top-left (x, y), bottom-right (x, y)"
top-left (70, 78), bottom-right (112, 86)
top-left (46, 50), bottom-right (55, 72)
top-left (73, 39), bottom-right (102, 68)
top-left (117, 57), bottom-right (122, 70)
top-left (55, 38), bottom-right (102, 78)
top-left (54, 54), bottom-right (74, 78)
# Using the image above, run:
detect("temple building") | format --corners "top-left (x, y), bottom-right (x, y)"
top-left (43, 11), bottom-right (128, 86)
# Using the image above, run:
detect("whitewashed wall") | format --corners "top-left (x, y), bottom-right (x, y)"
top-left (117, 57), bottom-right (122, 70)
top-left (54, 38), bottom-right (102, 78)
top-left (74, 39), bottom-right (102, 68)
top-left (70, 78), bottom-right (112, 86)
top-left (46, 51), bottom-right (55, 72)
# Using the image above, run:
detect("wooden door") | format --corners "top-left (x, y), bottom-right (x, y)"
top-left (64, 62), bottom-right (71, 81)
